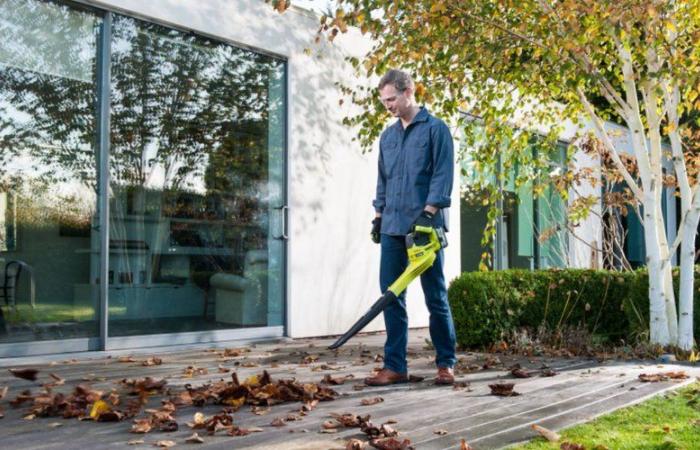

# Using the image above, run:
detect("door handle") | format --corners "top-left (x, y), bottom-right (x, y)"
top-left (274, 205), bottom-right (288, 240)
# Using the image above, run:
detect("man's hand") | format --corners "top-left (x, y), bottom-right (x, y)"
top-left (371, 217), bottom-right (382, 244)
top-left (413, 210), bottom-right (437, 230)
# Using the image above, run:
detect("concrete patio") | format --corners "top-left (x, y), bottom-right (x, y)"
top-left (0, 330), bottom-right (698, 449)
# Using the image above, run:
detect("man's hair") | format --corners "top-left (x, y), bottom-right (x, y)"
top-left (378, 69), bottom-right (414, 92)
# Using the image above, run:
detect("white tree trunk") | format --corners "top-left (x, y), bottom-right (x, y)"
top-left (678, 212), bottom-right (699, 350)
top-left (643, 197), bottom-right (672, 346)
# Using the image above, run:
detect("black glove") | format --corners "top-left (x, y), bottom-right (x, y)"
top-left (413, 210), bottom-right (436, 231)
top-left (371, 217), bottom-right (382, 244)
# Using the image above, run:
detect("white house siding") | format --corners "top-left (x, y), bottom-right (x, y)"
top-left (84, 0), bottom-right (463, 338)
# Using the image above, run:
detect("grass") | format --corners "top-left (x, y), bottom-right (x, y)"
top-left (513, 381), bottom-right (700, 450)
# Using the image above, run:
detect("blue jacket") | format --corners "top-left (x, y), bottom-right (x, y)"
top-left (373, 107), bottom-right (454, 235)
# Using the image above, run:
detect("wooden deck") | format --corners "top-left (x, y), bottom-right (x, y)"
top-left (0, 331), bottom-right (698, 449)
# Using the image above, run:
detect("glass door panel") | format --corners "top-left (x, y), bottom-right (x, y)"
top-left (107, 15), bottom-right (286, 337)
top-left (0, 0), bottom-right (101, 343)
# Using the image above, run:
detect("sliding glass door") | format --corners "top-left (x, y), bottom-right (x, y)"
top-left (106, 14), bottom-right (286, 340)
top-left (0, 0), bottom-right (286, 356)
top-left (0, 0), bottom-right (101, 347)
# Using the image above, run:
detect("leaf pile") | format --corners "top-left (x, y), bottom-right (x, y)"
top-left (174, 370), bottom-right (338, 409)
top-left (638, 371), bottom-right (689, 382)
top-left (324, 413), bottom-right (415, 450)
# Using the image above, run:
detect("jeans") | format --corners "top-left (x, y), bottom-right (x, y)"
top-left (380, 234), bottom-right (457, 373)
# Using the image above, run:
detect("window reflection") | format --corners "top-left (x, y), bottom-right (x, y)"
top-left (0, 0), bottom-right (101, 342)
top-left (107, 15), bottom-right (285, 336)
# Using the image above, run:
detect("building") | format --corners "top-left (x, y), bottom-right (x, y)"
top-left (0, 0), bottom-right (465, 358)
top-left (0, 0), bottom-right (678, 359)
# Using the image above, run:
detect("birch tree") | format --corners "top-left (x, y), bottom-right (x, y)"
top-left (274, 0), bottom-right (700, 349)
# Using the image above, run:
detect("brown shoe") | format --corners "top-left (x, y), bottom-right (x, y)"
top-left (364, 368), bottom-right (408, 386)
top-left (435, 367), bottom-right (454, 385)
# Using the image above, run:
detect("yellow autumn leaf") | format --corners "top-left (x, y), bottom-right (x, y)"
top-left (89, 400), bottom-right (111, 419)
top-left (223, 396), bottom-right (246, 407)
top-left (243, 375), bottom-right (260, 386)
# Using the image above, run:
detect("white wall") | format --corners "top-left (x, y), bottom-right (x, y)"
top-left (85, 0), bottom-right (462, 338)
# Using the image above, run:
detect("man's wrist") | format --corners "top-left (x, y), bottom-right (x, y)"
top-left (424, 205), bottom-right (438, 215)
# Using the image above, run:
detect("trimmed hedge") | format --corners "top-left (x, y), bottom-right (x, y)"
top-left (448, 268), bottom-right (700, 349)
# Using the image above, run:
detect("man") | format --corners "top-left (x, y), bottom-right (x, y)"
top-left (366, 69), bottom-right (457, 386)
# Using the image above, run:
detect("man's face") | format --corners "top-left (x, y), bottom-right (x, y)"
top-left (379, 84), bottom-right (412, 118)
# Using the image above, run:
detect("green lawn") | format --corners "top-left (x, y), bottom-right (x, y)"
top-left (514, 382), bottom-right (700, 450)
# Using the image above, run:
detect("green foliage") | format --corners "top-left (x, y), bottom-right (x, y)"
top-left (448, 268), bottom-right (700, 349)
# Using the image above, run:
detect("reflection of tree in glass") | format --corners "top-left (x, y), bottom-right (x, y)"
top-left (110, 15), bottom-right (282, 202)
top-left (0, 0), bottom-right (99, 189)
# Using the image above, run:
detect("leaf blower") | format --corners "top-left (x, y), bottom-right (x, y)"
top-left (328, 225), bottom-right (447, 350)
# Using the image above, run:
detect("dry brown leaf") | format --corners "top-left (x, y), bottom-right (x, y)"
top-left (127, 439), bottom-right (145, 445)
top-left (541, 369), bottom-right (559, 377)
top-left (118, 356), bottom-right (136, 363)
top-left (369, 437), bottom-right (414, 450)
top-left (531, 424), bottom-right (560, 442)
top-left (0, 386), bottom-right (8, 399)
top-left (489, 383), bottom-right (520, 397)
top-left (142, 357), bottom-right (162, 367)
top-left (434, 429), bottom-right (448, 435)
top-left (346, 438), bottom-right (367, 450)
top-left (9, 368), bottom-right (39, 381)
top-left (131, 418), bottom-right (153, 433)
top-left (271, 417), bottom-right (286, 427)
top-left (47, 373), bottom-right (65, 386)
top-left (154, 440), bottom-right (176, 448)
top-left (322, 419), bottom-right (339, 429)
top-left (511, 368), bottom-right (532, 378)
top-left (185, 433), bottom-right (204, 444)
top-left (361, 397), bottom-right (384, 406)
top-left (560, 443), bottom-right (585, 450)
top-left (460, 439), bottom-right (474, 450)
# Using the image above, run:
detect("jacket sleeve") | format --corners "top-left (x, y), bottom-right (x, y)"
top-left (426, 121), bottom-right (454, 208)
top-left (372, 146), bottom-right (386, 213)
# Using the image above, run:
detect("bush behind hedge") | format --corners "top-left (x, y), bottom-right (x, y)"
top-left (448, 268), bottom-right (700, 349)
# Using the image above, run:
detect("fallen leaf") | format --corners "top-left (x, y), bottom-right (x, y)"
top-left (118, 356), bottom-right (136, 363)
top-left (560, 443), bottom-right (585, 450)
top-left (541, 369), bottom-right (559, 377)
top-left (9, 368), bottom-right (39, 381)
top-left (131, 418), bottom-right (153, 433)
top-left (511, 368), bottom-right (532, 378)
top-left (320, 428), bottom-right (339, 433)
top-left (185, 433), bottom-right (204, 444)
top-left (271, 417), bottom-right (286, 427)
top-left (90, 400), bottom-right (111, 420)
top-left (46, 373), bottom-right (65, 387)
top-left (154, 440), bottom-right (176, 448)
top-left (489, 383), bottom-right (520, 397)
top-left (322, 419), bottom-right (339, 429)
top-left (346, 438), bottom-right (367, 449)
top-left (638, 371), bottom-right (688, 382)
top-left (532, 424), bottom-right (560, 442)
top-left (0, 386), bottom-right (7, 399)
top-left (127, 439), bottom-right (145, 445)
top-left (142, 357), bottom-right (162, 367)
top-left (460, 439), bottom-right (474, 450)
top-left (361, 397), bottom-right (384, 406)
top-left (369, 437), bottom-right (414, 450)
top-left (434, 429), bottom-right (448, 435)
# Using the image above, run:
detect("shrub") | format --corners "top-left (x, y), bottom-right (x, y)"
top-left (448, 268), bottom-right (698, 349)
